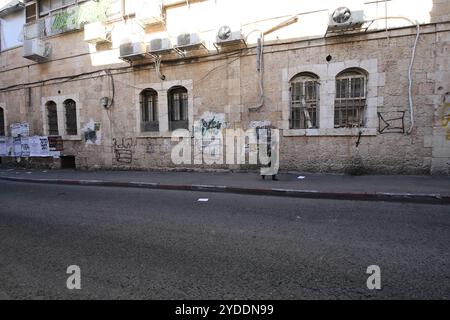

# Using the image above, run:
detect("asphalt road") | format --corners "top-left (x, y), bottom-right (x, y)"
top-left (0, 181), bottom-right (449, 299)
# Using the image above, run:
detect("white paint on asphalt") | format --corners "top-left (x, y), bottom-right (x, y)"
top-left (198, 198), bottom-right (209, 202)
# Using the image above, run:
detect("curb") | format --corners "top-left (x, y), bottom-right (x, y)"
top-left (0, 176), bottom-right (449, 205)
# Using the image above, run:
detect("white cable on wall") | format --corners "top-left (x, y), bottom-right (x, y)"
top-left (369, 16), bottom-right (420, 135)
top-left (245, 29), bottom-right (265, 112)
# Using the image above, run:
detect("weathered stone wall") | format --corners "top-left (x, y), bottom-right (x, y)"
top-left (0, 17), bottom-right (449, 174)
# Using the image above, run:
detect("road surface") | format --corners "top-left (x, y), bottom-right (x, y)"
top-left (0, 181), bottom-right (449, 299)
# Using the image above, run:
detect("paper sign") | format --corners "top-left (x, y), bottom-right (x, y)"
top-left (29, 136), bottom-right (50, 157)
top-left (11, 122), bottom-right (29, 138)
top-left (13, 137), bottom-right (22, 157)
top-left (21, 137), bottom-right (30, 157)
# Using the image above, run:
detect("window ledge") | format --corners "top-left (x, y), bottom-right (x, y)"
top-left (137, 131), bottom-right (194, 139)
top-left (283, 128), bottom-right (377, 137)
top-left (62, 135), bottom-right (81, 141)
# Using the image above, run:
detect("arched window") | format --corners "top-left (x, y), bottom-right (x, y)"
top-left (64, 99), bottom-right (78, 135)
top-left (46, 101), bottom-right (58, 136)
top-left (168, 86), bottom-right (188, 131)
top-left (335, 68), bottom-right (367, 128)
top-left (140, 88), bottom-right (159, 132)
top-left (0, 107), bottom-right (5, 136)
top-left (290, 72), bottom-right (319, 129)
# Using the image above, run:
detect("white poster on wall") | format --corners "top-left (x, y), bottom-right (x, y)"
top-left (0, 137), bottom-right (7, 156)
top-left (29, 136), bottom-right (50, 157)
top-left (13, 137), bottom-right (22, 157)
top-left (21, 137), bottom-right (30, 157)
top-left (11, 122), bottom-right (29, 138)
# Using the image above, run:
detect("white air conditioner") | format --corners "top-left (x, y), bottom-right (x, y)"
top-left (214, 25), bottom-right (245, 50)
top-left (215, 26), bottom-right (243, 44)
top-left (135, 0), bottom-right (164, 27)
top-left (23, 38), bottom-right (50, 63)
top-left (149, 38), bottom-right (173, 54)
top-left (176, 33), bottom-right (204, 48)
top-left (23, 19), bottom-right (46, 40)
top-left (327, 7), bottom-right (365, 32)
top-left (119, 42), bottom-right (148, 61)
top-left (84, 22), bottom-right (110, 44)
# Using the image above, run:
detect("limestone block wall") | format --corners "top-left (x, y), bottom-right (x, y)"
top-left (0, 22), bottom-right (449, 174)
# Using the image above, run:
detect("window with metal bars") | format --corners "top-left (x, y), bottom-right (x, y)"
top-left (289, 73), bottom-right (319, 129)
top-left (334, 69), bottom-right (367, 128)
top-left (168, 86), bottom-right (188, 131)
top-left (0, 107), bottom-right (5, 136)
top-left (39, 0), bottom-right (82, 16)
top-left (46, 101), bottom-right (59, 136)
top-left (64, 99), bottom-right (78, 135)
top-left (140, 88), bottom-right (159, 132)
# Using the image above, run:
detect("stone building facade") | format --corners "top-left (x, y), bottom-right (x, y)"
top-left (0, 0), bottom-right (449, 174)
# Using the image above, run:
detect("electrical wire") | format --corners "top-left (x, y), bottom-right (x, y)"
top-left (155, 55), bottom-right (166, 81)
top-left (245, 30), bottom-right (264, 112)
top-left (368, 16), bottom-right (420, 135)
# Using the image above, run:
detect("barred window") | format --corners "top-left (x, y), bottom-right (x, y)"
top-left (290, 73), bottom-right (319, 129)
top-left (46, 101), bottom-right (59, 136)
top-left (140, 88), bottom-right (159, 132)
top-left (168, 86), bottom-right (188, 131)
top-left (64, 99), bottom-right (78, 135)
top-left (334, 69), bottom-right (367, 128)
top-left (0, 107), bottom-right (5, 136)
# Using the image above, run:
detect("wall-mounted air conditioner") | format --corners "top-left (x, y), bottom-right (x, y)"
top-left (177, 33), bottom-right (201, 47)
top-left (135, 0), bottom-right (164, 27)
top-left (119, 42), bottom-right (148, 62)
top-left (84, 22), bottom-right (111, 44)
top-left (23, 38), bottom-right (51, 63)
top-left (149, 38), bottom-right (173, 54)
top-left (23, 19), bottom-right (46, 40)
top-left (214, 25), bottom-right (245, 50)
top-left (175, 33), bottom-right (207, 54)
top-left (327, 7), bottom-right (365, 33)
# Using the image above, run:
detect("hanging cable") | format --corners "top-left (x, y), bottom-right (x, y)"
top-left (368, 16), bottom-right (420, 135)
top-left (246, 30), bottom-right (265, 112)
top-left (155, 55), bottom-right (166, 81)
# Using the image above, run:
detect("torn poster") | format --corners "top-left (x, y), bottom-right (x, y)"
top-left (11, 122), bottom-right (29, 138)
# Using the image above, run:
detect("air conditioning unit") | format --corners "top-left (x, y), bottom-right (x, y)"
top-left (23, 38), bottom-right (51, 63)
top-left (135, 0), bottom-right (164, 27)
top-left (119, 42), bottom-right (148, 61)
top-left (23, 19), bottom-right (46, 40)
top-left (327, 7), bottom-right (365, 32)
top-left (214, 25), bottom-right (245, 50)
top-left (84, 22), bottom-right (110, 44)
top-left (149, 38), bottom-right (173, 54)
top-left (216, 26), bottom-right (243, 44)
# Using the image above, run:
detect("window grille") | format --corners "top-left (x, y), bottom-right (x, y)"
top-left (168, 86), bottom-right (188, 131)
top-left (64, 99), bottom-right (77, 135)
top-left (140, 88), bottom-right (159, 132)
top-left (334, 70), bottom-right (367, 128)
top-left (46, 101), bottom-right (59, 135)
top-left (290, 73), bottom-right (320, 129)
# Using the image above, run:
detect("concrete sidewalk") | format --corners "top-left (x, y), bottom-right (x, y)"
top-left (0, 168), bottom-right (449, 204)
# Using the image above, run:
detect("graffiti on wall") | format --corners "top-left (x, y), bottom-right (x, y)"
top-left (378, 112), bottom-right (405, 134)
top-left (112, 137), bottom-right (136, 164)
top-left (249, 120), bottom-right (271, 129)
